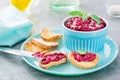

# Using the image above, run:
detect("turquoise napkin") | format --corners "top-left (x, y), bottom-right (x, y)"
top-left (0, 6), bottom-right (33, 47)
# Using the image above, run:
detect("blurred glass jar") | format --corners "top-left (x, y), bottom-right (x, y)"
top-left (105, 0), bottom-right (120, 18)
top-left (48, 0), bottom-right (80, 13)
top-left (10, 0), bottom-right (40, 16)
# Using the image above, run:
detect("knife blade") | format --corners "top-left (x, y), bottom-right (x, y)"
top-left (0, 47), bottom-right (36, 58)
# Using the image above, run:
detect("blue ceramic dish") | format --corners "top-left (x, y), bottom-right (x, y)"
top-left (21, 29), bottom-right (118, 76)
top-left (62, 17), bottom-right (108, 52)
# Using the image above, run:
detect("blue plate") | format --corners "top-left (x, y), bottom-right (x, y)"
top-left (21, 29), bottom-right (118, 76)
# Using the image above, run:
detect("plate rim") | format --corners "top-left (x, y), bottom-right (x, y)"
top-left (21, 29), bottom-right (118, 76)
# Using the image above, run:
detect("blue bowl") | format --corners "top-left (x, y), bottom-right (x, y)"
top-left (62, 17), bottom-right (108, 52)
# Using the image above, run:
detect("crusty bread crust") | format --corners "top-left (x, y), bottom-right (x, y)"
top-left (41, 28), bottom-right (63, 42)
top-left (31, 38), bottom-right (58, 49)
top-left (25, 41), bottom-right (49, 53)
top-left (69, 52), bottom-right (98, 69)
top-left (39, 58), bottom-right (67, 69)
top-left (39, 51), bottom-right (67, 69)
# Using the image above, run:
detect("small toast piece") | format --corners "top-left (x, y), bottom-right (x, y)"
top-left (69, 52), bottom-right (98, 69)
top-left (31, 38), bottom-right (58, 49)
top-left (39, 51), bottom-right (67, 69)
top-left (41, 28), bottom-right (63, 41)
top-left (25, 41), bottom-right (49, 53)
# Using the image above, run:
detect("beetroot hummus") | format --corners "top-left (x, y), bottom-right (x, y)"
top-left (72, 51), bottom-right (96, 62)
top-left (65, 16), bottom-right (106, 31)
top-left (41, 52), bottom-right (66, 65)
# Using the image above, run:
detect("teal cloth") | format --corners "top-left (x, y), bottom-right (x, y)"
top-left (0, 6), bottom-right (33, 47)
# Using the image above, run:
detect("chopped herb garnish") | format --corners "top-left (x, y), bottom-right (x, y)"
top-left (69, 11), bottom-right (82, 17)
top-left (78, 50), bottom-right (86, 55)
top-left (69, 10), bottom-right (88, 21)
top-left (91, 14), bottom-right (101, 24)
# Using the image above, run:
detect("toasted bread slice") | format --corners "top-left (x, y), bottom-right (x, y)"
top-left (41, 28), bottom-right (63, 41)
top-left (31, 38), bottom-right (58, 49)
top-left (25, 41), bottom-right (49, 53)
top-left (39, 51), bottom-right (67, 69)
top-left (40, 58), bottom-right (66, 69)
top-left (69, 52), bottom-right (98, 69)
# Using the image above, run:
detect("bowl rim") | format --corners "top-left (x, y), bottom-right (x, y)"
top-left (62, 16), bottom-right (108, 33)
